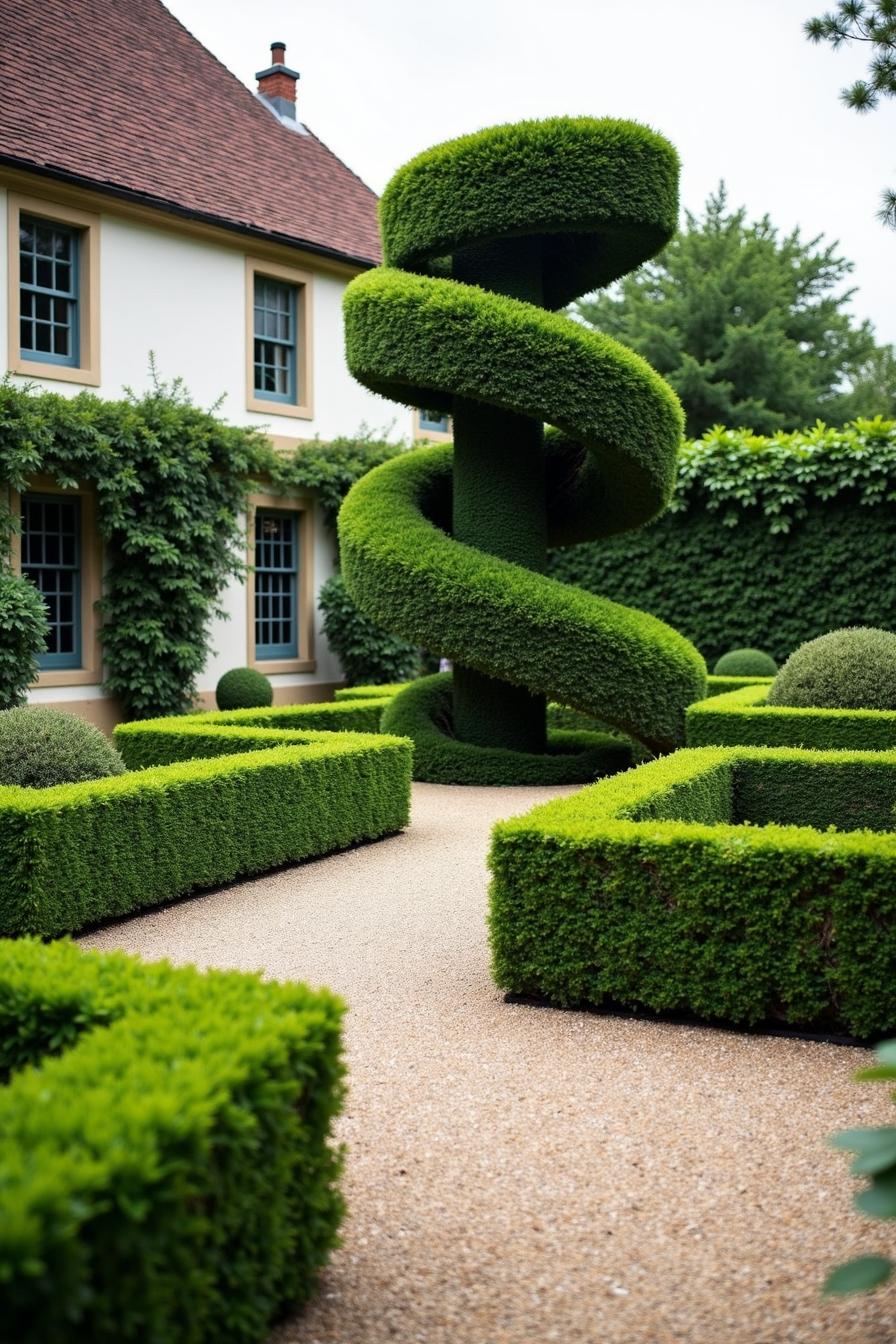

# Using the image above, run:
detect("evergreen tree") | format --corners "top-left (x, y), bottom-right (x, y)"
top-left (574, 186), bottom-right (879, 437)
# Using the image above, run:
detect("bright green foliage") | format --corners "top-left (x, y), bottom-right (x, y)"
top-left (0, 568), bottom-right (48, 709)
top-left (334, 683), bottom-right (408, 701)
top-left (319, 573), bottom-right (421, 686)
top-left (769, 627), bottom-right (896, 710)
top-left (825, 1036), bottom-right (896, 1296)
top-left (574, 187), bottom-right (880, 436)
top-left (0, 938), bottom-right (344, 1342)
top-left (216, 666), bottom-right (273, 710)
top-left (550, 419), bottom-right (896, 664)
top-left (0, 724), bottom-right (411, 936)
top-left (713, 648), bottom-right (778, 676)
top-left (0, 707), bottom-right (125, 788)
top-left (0, 375), bottom-right (263, 719)
top-left (686, 683), bottom-right (896, 750)
top-left (489, 746), bottom-right (896, 1035)
top-left (342, 117), bottom-right (705, 776)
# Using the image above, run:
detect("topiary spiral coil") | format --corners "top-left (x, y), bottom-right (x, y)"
top-left (340, 117), bottom-right (706, 783)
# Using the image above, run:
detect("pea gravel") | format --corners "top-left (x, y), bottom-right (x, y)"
top-left (80, 782), bottom-right (896, 1343)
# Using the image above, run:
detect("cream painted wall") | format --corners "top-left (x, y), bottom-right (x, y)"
top-left (0, 183), bottom-right (408, 709)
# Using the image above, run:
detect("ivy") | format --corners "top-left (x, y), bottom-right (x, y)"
top-left (260, 433), bottom-right (405, 528)
top-left (0, 375), bottom-right (264, 719)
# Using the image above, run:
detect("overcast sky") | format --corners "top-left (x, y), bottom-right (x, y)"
top-left (166, 0), bottom-right (896, 345)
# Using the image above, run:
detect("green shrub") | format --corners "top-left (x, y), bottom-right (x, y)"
top-left (216, 666), bottom-right (273, 710)
top-left (768, 626), bottom-right (896, 710)
top-left (549, 419), bottom-right (896, 666)
top-left (0, 723), bottom-right (411, 937)
top-left (713, 648), bottom-right (778, 676)
top-left (687, 683), bottom-right (896, 750)
top-left (0, 937), bottom-right (344, 1342)
top-left (319, 573), bottom-right (420, 686)
top-left (0, 707), bottom-right (125, 788)
top-left (0, 569), bottom-right (48, 710)
top-left (334, 682), bottom-right (410, 701)
top-left (489, 745), bottom-right (896, 1036)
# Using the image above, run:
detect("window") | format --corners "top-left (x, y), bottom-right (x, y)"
top-left (419, 409), bottom-right (450, 433)
top-left (254, 509), bottom-right (299, 659)
top-left (7, 194), bottom-right (100, 385)
top-left (245, 259), bottom-right (312, 418)
top-left (21, 493), bottom-right (82, 670)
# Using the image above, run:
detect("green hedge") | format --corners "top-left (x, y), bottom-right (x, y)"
top-left (686, 684), bottom-right (896, 750)
top-left (0, 726), bottom-right (411, 937)
top-left (549, 420), bottom-right (896, 666)
top-left (0, 938), bottom-right (344, 1342)
top-left (489, 745), bottom-right (896, 1035)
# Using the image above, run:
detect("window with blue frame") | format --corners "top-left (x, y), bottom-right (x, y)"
top-left (253, 276), bottom-right (298, 402)
top-left (254, 509), bottom-right (299, 660)
top-left (19, 216), bottom-right (80, 366)
top-left (419, 409), bottom-right (450, 433)
top-left (21, 494), bottom-right (82, 670)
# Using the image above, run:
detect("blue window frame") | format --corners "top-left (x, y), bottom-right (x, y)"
top-left (254, 509), bottom-right (299, 660)
top-left (419, 409), bottom-right (450, 433)
top-left (19, 216), bottom-right (80, 367)
top-left (21, 493), bottom-right (82, 670)
top-left (253, 276), bottom-right (297, 403)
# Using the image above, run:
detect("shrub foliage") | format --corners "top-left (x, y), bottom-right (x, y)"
top-left (0, 707), bottom-right (125, 787)
top-left (216, 666), bottom-right (273, 711)
top-left (0, 568), bottom-right (48, 709)
top-left (768, 626), bottom-right (896, 710)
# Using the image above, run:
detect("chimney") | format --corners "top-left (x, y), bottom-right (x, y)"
top-left (256, 41), bottom-right (300, 120)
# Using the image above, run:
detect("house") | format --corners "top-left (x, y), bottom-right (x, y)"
top-left (0, 0), bottom-right (441, 727)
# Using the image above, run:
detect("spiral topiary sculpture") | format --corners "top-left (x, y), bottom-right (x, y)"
top-left (340, 117), bottom-right (706, 783)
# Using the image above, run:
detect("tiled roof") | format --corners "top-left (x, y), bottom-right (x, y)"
top-left (0, 0), bottom-right (382, 266)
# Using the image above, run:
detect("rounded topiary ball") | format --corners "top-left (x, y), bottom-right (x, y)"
top-left (0, 707), bottom-right (126, 788)
top-left (215, 667), bottom-right (273, 711)
top-left (767, 627), bottom-right (896, 710)
top-left (713, 648), bottom-right (778, 677)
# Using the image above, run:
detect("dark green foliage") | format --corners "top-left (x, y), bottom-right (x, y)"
top-left (713, 648), bottom-right (778, 676)
top-left (550, 420), bottom-right (896, 666)
top-left (380, 673), bottom-right (632, 784)
top-left (342, 117), bottom-right (705, 777)
top-left (0, 937), bottom-right (344, 1342)
top-left (769, 627), bottom-right (896, 710)
top-left (687, 683), bottom-right (896, 750)
top-left (0, 707), bottom-right (125, 787)
top-left (574, 187), bottom-right (879, 435)
top-left (216, 666), bottom-right (273, 710)
top-left (0, 568), bottom-right (48, 709)
top-left (261, 435), bottom-right (406, 528)
top-left (0, 723), bottom-right (411, 936)
top-left (824, 1038), bottom-right (896, 1297)
top-left (0, 375), bottom-right (263, 719)
top-left (319, 573), bottom-right (421, 686)
top-left (489, 746), bottom-right (896, 1035)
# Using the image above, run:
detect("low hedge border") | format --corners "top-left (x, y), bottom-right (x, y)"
top-left (0, 938), bottom-right (344, 1343)
top-left (489, 745), bottom-right (896, 1035)
top-left (686, 683), bottom-right (896, 750)
top-left (1, 728), bottom-right (412, 937)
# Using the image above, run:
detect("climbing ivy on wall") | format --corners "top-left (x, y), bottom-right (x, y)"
top-left (0, 376), bottom-right (263, 719)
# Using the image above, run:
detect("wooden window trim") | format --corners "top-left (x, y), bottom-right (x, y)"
top-left (245, 258), bottom-right (313, 419)
top-left (413, 408), bottom-right (452, 442)
top-left (246, 491), bottom-right (315, 674)
top-left (7, 193), bottom-right (101, 386)
top-left (9, 476), bottom-right (103, 687)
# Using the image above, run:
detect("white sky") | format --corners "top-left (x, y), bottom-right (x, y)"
top-left (165, 0), bottom-right (896, 345)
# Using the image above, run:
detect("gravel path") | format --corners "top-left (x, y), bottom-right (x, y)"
top-left (81, 782), bottom-right (896, 1344)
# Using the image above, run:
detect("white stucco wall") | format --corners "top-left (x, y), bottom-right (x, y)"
top-left (0, 184), bottom-right (406, 709)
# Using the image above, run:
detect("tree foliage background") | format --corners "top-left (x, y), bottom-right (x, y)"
top-left (574, 186), bottom-right (890, 437)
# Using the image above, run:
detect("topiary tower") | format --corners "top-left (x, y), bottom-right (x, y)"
top-left (340, 117), bottom-right (707, 783)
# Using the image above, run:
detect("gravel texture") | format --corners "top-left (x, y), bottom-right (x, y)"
top-left (80, 782), bottom-right (896, 1343)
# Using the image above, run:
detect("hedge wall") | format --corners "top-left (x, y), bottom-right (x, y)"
top-left (686, 683), bottom-right (896, 751)
top-left (0, 938), bottom-right (344, 1343)
top-left (548, 420), bottom-right (896, 665)
top-left (489, 745), bottom-right (896, 1036)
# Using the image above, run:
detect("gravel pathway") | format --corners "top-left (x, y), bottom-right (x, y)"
top-left (81, 782), bottom-right (896, 1344)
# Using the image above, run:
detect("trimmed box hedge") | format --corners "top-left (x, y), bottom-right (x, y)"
top-left (0, 938), bottom-right (344, 1343)
top-left (686, 683), bottom-right (896, 750)
top-left (0, 725), bottom-right (411, 937)
top-left (489, 746), bottom-right (896, 1035)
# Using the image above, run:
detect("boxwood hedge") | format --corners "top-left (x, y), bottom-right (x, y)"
top-left (489, 745), bottom-right (896, 1035)
top-left (686, 683), bottom-right (896, 750)
top-left (0, 938), bottom-right (344, 1343)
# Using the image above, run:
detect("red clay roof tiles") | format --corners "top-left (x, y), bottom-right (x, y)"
top-left (0, 0), bottom-right (382, 265)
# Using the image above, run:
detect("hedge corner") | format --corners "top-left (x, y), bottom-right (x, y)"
top-left (686, 683), bottom-right (896, 750)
